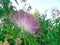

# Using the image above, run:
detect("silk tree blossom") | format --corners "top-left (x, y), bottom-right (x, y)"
top-left (10, 10), bottom-right (40, 33)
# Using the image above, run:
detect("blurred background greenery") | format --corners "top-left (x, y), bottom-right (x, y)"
top-left (0, 0), bottom-right (60, 45)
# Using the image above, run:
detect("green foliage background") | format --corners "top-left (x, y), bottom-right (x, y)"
top-left (0, 0), bottom-right (60, 45)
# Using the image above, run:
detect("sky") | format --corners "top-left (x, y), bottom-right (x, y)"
top-left (27, 0), bottom-right (60, 13)
top-left (10, 0), bottom-right (60, 19)
top-left (10, 0), bottom-right (60, 12)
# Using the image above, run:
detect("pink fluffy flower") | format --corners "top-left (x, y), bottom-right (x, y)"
top-left (10, 10), bottom-right (40, 33)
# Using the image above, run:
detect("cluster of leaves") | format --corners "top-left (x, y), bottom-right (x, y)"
top-left (34, 9), bottom-right (60, 45)
top-left (38, 18), bottom-right (60, 45)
